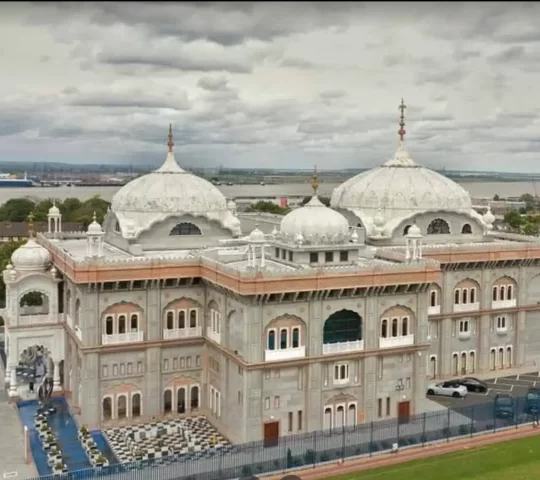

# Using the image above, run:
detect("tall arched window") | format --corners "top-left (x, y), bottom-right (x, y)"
top-left (391, 318), bottom-right (398, 337)
top-left (280, 329), bottom-right (288, 349)
top-left (189, 310), bottom-right (197, 327)
top-left (164, 390), bottom-right (172, 413)
top-left (132, 393), bottom-right (141, 417)
top-left (118, 315), bottom-right (126, 334)
top-left (105, 316), bottom-right (114, 335)
top-left (178, 311), bottom-right (185, 329)
top-left (166, 312), bottom-right (174, 329)
top-left (267, 330), bottom-right (276, 350)
top-left (170, 222), bottom-right (202, 236)
top-left (461, 224), bottom-right (472, 234)
top-left (427, 218), bottom-right (450, 235)
top-left (381, 319), bottom-right (388, 338)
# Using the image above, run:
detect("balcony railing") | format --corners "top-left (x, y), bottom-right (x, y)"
top-left (458, 330), bottom-right (471, 339)
top-left (322, 340), bottom-right (364, 355)
top-left (265, 346), bottom-right (306, 362)
top-left (163, 326), bottom-right (202, 340)
top-left (428, 305), bottom-right (441, 315)
top-left (453, 302), bottom-right (480, 313)
top-left (492, 299), bottom-right (517, 309)
top-left (102, 331), bottom-right (143, 345)
top-left (496, 327), bottom-right (508, 335)
top-left (379, 334), bottom-right (414, 349)
top-left (17, 314), bottom-right (53, 326)
top-left (206, 327), bottom-right (221, 344)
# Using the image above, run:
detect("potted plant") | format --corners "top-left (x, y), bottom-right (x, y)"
top-left (79, 425), bottom-right (89, 439)
top-left (53, 462), bottom-right (65, 474)
top-left (134, 449), bottom-right (143, 461)
top-left (95, 454), bottom-right (106, 467)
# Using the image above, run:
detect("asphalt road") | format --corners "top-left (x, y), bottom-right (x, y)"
top-left (428, 372), bottom-right (540, 423)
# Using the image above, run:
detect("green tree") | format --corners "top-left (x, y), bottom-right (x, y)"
top-left (0, 241), bottom-right (24, 307)
top-left (246, 201), bottom-right (289, 215)
top-left (0, 198), bottom-right (36, 222)
top-left (504, 211), bottom-right (523, 231)
top-left (523, 221), bottom-right (540, 236)
top-left (493, 194), bottom-right (500, 201)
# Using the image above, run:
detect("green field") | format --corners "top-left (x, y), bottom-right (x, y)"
top-left (329, 433), bottom-right (540, 480)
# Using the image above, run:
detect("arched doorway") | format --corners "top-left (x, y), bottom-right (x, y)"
top-left (191, 385), bottom-right (199, 409)
top-left (177, 387), bottom-right (186, 414)
top-left (323, 407), bottom-right (332, 431)
top-left (102, 397), bottom-right (112, 420)
top-left (323, 310), bottom-right (363, 345)
top-left (429, 356), bottom-right (437, 378)
top-left (461, 352), bottom-right (467, 375)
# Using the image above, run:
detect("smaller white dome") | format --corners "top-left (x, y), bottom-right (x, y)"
top-left (48, 202), bottom-right (60, 216)
top-left (280, 196), bottom-right (350, 245)
top-left (407, 223), bottom-right (422, 237)
top-left (483, 206), bottom-right (495, 226)
top-left (249, 226), bottom-right (265, 243)
top-left (11, 239), bottom-right (51, 272)
top-left (87, 213), bottom-right (103, 235)
top-left (271, 226), bottom-right (279, 236)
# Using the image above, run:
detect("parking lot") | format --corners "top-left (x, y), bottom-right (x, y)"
top-left (428, 371), bottom-right (539, 421)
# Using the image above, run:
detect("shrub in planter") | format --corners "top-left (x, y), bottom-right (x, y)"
top-left (420, 434), bottom-right (428, 443)
top-left (53, 462), bottom-right (65, 472)
top-left (408, 437), bottom-right (417, 445)
top-left (40, 424), bottom-right (48, 432)
top-left (46, 435), bottom-right (55, 444)
top-left (80, 425), bottom-right (89, 436)
top-left (442, 427), bottom-right (452, 437)
top-left (241, 465), bottom-right (252, 477)
top-left (96, 454), bottom-right (106, 465)
top-left (398, 438), bottom-right (408, 447)
top-left (485, 424), bottom-right (493, 431)
top-left (369, 442), bottom-right (379, 452)
top-left (459, 424), bottom-right (468, 435)
top-left (304, 449), bottom-right (317, 464)
top-left (355, 447), bottom-right (362, 455)
top-left (293, 458), bottom-right (303, 467)
top-left (320, 452), bottom-right (330, 462)
top-left (380, 441), bottom-right (391, 450)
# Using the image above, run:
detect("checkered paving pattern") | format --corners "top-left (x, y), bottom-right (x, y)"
top-left (103, 416), bottom-right (236, 464)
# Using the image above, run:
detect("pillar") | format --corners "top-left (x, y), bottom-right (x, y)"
top-left (8, 367), bottom-right (18, 397)
top-left (53, 361), bottom-right (62, 392)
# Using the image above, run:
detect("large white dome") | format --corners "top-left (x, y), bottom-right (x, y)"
top-left (330, 142), bottom-right (474, 236)
top-left (111, 127), bottom-right (241, 238)
top-left (11, 239), bottom-right (52, 272)
top-left (280, 195), bottom-right (351, 245)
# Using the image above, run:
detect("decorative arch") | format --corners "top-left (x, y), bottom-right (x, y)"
top-left (265, 314), bottom-right (306, 352)
top-left (19, 290), bottom-right (49, 315)
top-left (102, 383), bottom-right (141, 421)
top-left (427, 218), bottom-right (450, 235)
top-left (323, 393), bottom-right (358, 430)
top-left (461, 223), bottom-right (472, 234)
top-left (379, 305), bottom-right (414, 338)
top-left (323, 309), bottom-right (363, 344)
top-left (492, 276), bottom-right (517, 303)
top-left (227, 309), bottom-right (244, 354)
top-left (453, 278), bottom-right (481, 306)
top-left (403, 225), bottom-right (411, 236)
top-left (101, 301), bottom-right (145, 339)
top-left (169, 222), bottom-right (202, 236)
top-left (429, 284), bottom-right (441, 308)
top-left (162, 297), bottom-right (201, 335)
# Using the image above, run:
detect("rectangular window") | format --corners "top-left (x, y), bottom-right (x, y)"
top-left (265, 370), bottom-right (271, 379)
top-left (386, 397), bottom-right (391, 416)
top-left (187, 356), bottom-right (192, 368)
top-left (102, 365), bottom-right (108, 378)
top-left (334, 363), bottom-right (349, 382)
top-left (265, 397), bottom-right (270, 410)
top-left (275, 248), bottom-right (280, 257)
top-left (325, 251), bottom-right (334, 263)
top-left (340, 251), bottom-right (348, 262)
top-left (196, 355), bottom-right (201, 367)
top-left (237, 391), bottom-right (242, 405)
top-left (274, 396), bottom-right (280, 408)
top-left (281, 250), bottom-right (286, 260)
top-left (180, 357), bottom-right (185, 368)
top-left (497, 316), bottom-right (506, 329)
top-left (137, 361), bottom-right (143, 373)
top-left (173, 358), bottom-right (178, 370)
top-left (113, 364), bottom-right (118, 376)
top-left (298, 410), bottom-right (303, 431)
top-left (406, 377), bottom-right (411, 389)
top-left (310, 252), bottom-right (318, 263)
top-left (164, 359), bottom-right (169, 371)
top-left (288, 412), bottom-right (293, 432)
top-left (378, 357), bottom-right (383, 379)
top-left (377, 398), bottom-right (382, 418)
top-left (127, 362), bottom-right (133, 374)
top-left (459, 320), bottom-right (469, 332)
top-left (120, 363), bottom-right (125, 375)
top-left (288, 251), bottom-right (293, 262)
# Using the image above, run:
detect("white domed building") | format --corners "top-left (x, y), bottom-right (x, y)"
top-left (331, 130), bottom-right (492, 244)
top-left (104, 125), bottom-right (241, 254)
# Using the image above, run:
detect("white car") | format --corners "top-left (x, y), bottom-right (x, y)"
top-left (426, 381), bottom-right (468, 398)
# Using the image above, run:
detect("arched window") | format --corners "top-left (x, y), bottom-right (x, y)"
top-left (452, 353), bottom-right (458, 376)
top-left (430, 291), bottom-right (437, 307)
top-left (470, 288), bottom-right (476, 303)
top-left (469, 352), bottom-right (475, 373)
top-left (169, 222), bottom-right (202, 236)
top-left (280, 329), bottom-right (288, 349)
top-left (132, 393), bottom-right (141, 417)
top-left (324, 407), bottom-right (332, 430)
top-left (348, 404), bottom-right (357, 427)
top-left (191, 385), bottom-right (199, 409)
top-left (292, 328), bottom-right (300, 348)
top-left (461, 352), bottom-right (467, 375)
top-left (164, 390), bottom-right (172, 413)
top-left (403, 225), bottom-right (411, 236)
top-left (178, 311), bottom-right (185, 329)
top-left (427, 218), bottom-right (450, 235)
top-left (189, 310), bottom-right (197, 327)
top-left (402, 317), bottom-right (409, 336)
top-left (323, 309), bottom-right (363, 344)
top-left (117, 395), bottom-right (127, 419)
top-left (114, 221), bottom-right (121, 233)
top-left (391, 318), bottom-right (398, 337)
top-left (492, 286), bottom-right (498, 301)
top-left (506, 347), bottom-right (512, 368)
top-left (130, 314), bottom-right (138, 331)
top-left (461, 224), bottom-right (472, 234)
top-left (102, 397), bottom-right (112, 421)
top-left (381, 319), bottom-right (388, 338)
top-left (118, 315), bottom-right (126, 334)
top-left (335, 405), bottom-right (345, 429)
top-left (462, 289), bottom-right (468, 304)
top-left (177, 388), bottom-right (186, 414)
top-left (507, 285), bottom-right (513, 300)
top-left (166, 312), bottom-right (174, 330)
top-left (267, 330), bottom-right (276, 350)
top-left (454, 289), bottom-right (460, 305)
top-left (500, 286), bottom-right (505, 301)
top-left (105, 316), bottom-right (114, 335)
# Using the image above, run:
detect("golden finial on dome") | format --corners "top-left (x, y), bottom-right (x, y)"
top-left (398, 98), bottom-right (407, 142)
top-left (167, 124), bottom-right (174, 152)
top-left (27, 212), bottom-right (35, 238)
top-left (311, 165), bottom-right (319, 195)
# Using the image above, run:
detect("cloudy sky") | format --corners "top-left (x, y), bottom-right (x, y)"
top-left (2, 2), bottom-right (540, 171)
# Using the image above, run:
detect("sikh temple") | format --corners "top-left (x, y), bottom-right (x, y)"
top-left (3, 102), bottom-right (540, 445)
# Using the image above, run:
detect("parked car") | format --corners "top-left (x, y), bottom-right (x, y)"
top-left (426, 381), bottom-right (468, 398)
top-left (455, 377), bottom-right (488, 393)
top-left (494, 393), bottom-right (514, 419)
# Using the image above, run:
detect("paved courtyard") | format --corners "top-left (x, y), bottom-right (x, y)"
top-left (0, 366), bottom-right (36, 480)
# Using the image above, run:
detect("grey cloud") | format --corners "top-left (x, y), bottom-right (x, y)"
top-left (197, 76), bottom-right (230, 91)
top-left (417, 68), bottom-right (468, 85)
top-left (66, 89), bottom-right (191, 110)
top-left (488, 46), bottom-right (525, 63)
top-left (279, 58), bottom-right (318, 69)
top-left (320, 90), bottom-right (346, 100)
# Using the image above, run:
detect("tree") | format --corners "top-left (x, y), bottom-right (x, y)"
top-left (493, 194), bottom-right (500, 201)
top-left (0, 241), bottom-right (24, 307)
top-left (523, 221), bottom-right (540, 236)
top-left (504, 211), bottom-right (523, 231)
top-left (246, 201), bottom-right (289, 215)
top-left (0, 198), bottom-right (35, 222)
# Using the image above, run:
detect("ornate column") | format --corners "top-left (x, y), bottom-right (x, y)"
top-left (53, 361), bottom-right (62, 392)
top-left (8, 367), bottom-right (18, 397)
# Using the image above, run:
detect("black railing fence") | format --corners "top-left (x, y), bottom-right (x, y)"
top-left (25, 394), bottom-right (540, 480)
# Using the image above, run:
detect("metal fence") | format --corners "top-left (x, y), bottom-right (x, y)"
top-left (27, 394), bottom-right (539, 480)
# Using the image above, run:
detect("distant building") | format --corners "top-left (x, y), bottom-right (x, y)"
top-left (0, 221), bottom-right (84, 243)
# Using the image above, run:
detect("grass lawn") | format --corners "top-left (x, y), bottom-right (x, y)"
top-left (329, 433), bottom-right (540, 480)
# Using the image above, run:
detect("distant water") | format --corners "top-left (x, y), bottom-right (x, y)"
top-left (0, 181), bottom-right (536, 204)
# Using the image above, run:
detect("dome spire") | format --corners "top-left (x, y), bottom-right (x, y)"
top-left (27, 212), bottom-right (35, 238)
top-left (167, 123), bottom-right (174, 152)
top-left (398, 98), bottom-right (407, 142)
top-left (311, 165), bottom-right (319, 195)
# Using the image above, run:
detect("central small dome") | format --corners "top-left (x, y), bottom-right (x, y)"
top-left (111, 125), bottom-right (240, 237)
top-left (11, 238), bottom-right (51, 272)
top-left (280, 195), bottom-right (350, 245)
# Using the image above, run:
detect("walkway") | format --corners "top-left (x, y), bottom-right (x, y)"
top-left (0, 363), bottom-right (36, 480)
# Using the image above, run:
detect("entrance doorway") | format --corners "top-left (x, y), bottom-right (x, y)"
top-left (398, 401), bottom-right (410, 424)
top-left (263, 421), bottom-right (279, 448)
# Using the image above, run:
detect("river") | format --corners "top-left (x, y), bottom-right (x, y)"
top-left (0, 181), bottom-right (536, 204)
